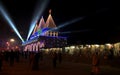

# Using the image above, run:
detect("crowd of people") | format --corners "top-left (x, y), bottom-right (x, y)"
top-left (0, 49), bottom-right (63, 71)
top-left (0, 47), bottom-right (119, 75)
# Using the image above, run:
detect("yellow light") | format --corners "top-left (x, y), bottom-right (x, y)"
top-left (10, 39), bottom-right (15, 42)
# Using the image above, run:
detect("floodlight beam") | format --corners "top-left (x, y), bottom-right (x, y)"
top-left (27, 0), bottom-right (49, 41)
top-left (0, 4), bottom-right (24, 43)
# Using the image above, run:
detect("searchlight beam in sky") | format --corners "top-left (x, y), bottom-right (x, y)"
top-left (27, 0), bottom-right (49, 41)
top-left (59, 29), bottom-right (91, 34)
top-left (0, 3), bottom-right (24, 43)
top-left (50, 16), bottom-right (86, 31)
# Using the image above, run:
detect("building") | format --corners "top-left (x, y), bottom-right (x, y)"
top-left (22, 10), bottom-right (67, 52)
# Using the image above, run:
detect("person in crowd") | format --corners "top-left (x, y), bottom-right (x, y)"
top-left (15, 50), bottom-right (20, 63)
top-left (58, 50), bottom-right (62, 64)
top-left (4, 51), bottom-right (9, 62)
top-left (52, 51), bottom-right (58, 68)
top-left (9, 49), bottom-right (15, 66)
top-left (0, 51), bottom-right (3, 71)
top-left (39, 50), bottom-right (43, 61)
top-left (29, 52), bottom-right (34, 65)
top-left (32, 52), bottom-right (40, 70)
top-left (91, 52), bottom-right (100, 75)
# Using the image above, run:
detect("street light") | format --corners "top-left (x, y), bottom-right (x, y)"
top-left (10, 38), bottom-right (15, 42)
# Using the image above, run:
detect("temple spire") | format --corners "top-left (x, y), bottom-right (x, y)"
top-left (37, 16), bottom-right (46, 30)
top-left (49, 9), bottom-right (52, 14)
top-left (45, 9), bottom-right (56, 28)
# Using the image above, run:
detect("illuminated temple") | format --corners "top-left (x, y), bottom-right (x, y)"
top-left (22, 10), bottom-right (67, 52)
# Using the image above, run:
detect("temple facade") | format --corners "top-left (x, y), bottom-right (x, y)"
top-left (22, 10), bottom-right (67, 52)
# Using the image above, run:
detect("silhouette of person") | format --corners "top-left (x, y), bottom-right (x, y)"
top-left (32, 52), bottom-right (40, 70)
top-left (0, 51), bottom-right (3, 71)
top-left (91, 52), bottom-right (100, 75)
top-left (9, 49), bottom-right (15, 66)
top-left (29, 52), bottom-right (34, 65)
top-left (52, 51), bottom-right (58, 68)
top-left (39, 50), bottom-right (43, 61)
top-left (58, 51), bottom-right (62, 64)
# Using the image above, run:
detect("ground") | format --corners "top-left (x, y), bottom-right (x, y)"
top-left (0, 56), bottom-right (120, 75)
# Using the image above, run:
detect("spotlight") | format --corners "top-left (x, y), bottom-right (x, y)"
top-left (59, 29), bottom-right (91, 34)
top-left (27, 0), bottom-right (49, 41)
top-left (0, 3), bottom-right (24, 43)
top-left (51, 16), bottom-right (86, 31)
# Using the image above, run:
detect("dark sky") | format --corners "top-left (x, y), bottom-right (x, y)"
top-left (0, 0), bottom-right (114, 44)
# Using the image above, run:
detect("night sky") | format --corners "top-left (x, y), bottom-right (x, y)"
top-left (0, 0), bottom-right (113, 45)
